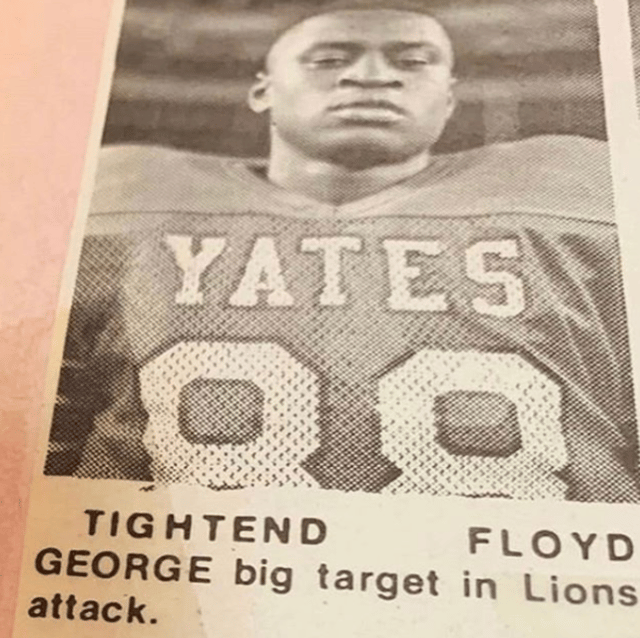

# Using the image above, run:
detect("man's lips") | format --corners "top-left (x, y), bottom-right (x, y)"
top-left (328, 100), bottom-right (407, 116)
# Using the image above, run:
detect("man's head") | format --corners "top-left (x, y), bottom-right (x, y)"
top-left (249, 1), bottom-right (457, 169)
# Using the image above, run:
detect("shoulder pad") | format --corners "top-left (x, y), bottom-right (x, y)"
top-left (89, 145), bottom-right (239, 215)
top-left (460, 136), bottom-right (615, 224)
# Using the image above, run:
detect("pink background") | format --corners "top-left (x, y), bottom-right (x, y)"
top-left (0, 0), bottom-right (113, 634)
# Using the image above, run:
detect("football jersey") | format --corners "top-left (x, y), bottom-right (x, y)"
top-left (46, 135), bottom-right (638, 501)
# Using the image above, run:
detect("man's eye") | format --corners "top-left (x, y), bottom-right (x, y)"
top-left (395, 52), bottom-right (441, 68)
top-left (310, 57), bottom-right (349, 67)
top-left (396, 57), bottom-right (432, 68)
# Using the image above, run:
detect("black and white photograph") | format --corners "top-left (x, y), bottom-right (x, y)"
top-left (45, 0), bottom-right (639, 502)
top-left (629, 0), bottom-right (640, 110)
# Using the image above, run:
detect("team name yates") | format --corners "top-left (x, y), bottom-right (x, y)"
top-left (164, 234), bottom-right (526, 317)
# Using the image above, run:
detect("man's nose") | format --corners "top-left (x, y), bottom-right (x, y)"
top-left (339, 53), bottom-right (403, 88)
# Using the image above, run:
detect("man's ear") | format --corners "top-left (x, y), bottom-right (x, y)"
top-left (445, 77), bottom-right (458, 120)
top-left (248, 71), bottom-right (271, 114)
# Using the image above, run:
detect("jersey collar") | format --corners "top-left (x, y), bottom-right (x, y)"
top-left (222, 154), bottom-right (457, 218)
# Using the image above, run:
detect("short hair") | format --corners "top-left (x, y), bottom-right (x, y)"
top-left (262, 0), bottom-right (453, 70)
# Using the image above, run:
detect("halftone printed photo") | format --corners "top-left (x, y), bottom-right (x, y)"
top-left (630, 0), bottom-right (640, 110)
top-left (44, 0), bottom-right (638, 502)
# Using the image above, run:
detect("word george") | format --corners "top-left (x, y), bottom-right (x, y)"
top-left (35, 547), bottom-right (214, 584)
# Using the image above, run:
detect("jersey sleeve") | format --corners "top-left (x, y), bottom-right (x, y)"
top-left (45, 233), bottom-right (152, 481)
top-left (45, 234), bottom-right (119, 474)
top-left (561, 226), bottom-right (639, 502)
top-left (604, 235), bottom-right (636, 445)
top-left (592, 227), bottom-right (636, 446)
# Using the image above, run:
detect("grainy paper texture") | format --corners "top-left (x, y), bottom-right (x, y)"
top-left (4, 0), bottom-right (640, 636)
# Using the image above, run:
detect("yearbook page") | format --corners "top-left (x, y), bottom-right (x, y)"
top-left (4, 0), bottom-right (640, 636)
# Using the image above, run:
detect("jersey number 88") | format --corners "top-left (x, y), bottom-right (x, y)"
top-left (140, 342), bottom-right (568, 499)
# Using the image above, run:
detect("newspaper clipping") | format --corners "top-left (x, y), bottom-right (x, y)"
top-left (10, 0), bottom-right (640, 636)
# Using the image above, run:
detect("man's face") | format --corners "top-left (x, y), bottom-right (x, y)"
top-left (250, 10), bottom-right (456, 168)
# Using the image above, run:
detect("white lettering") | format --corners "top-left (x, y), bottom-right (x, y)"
top-left (229, 237), bottom-right (294, 307)
top-left (164, 235), bottom-right (227, 306)
top-left (466, 240), bottom-right (525, 317)
top-left (300, 236), bottom-right (363, 306)
top-left (383, 240), bottom-right (448, 312)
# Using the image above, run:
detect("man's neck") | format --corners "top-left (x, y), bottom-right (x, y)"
top-left (267, 139), bottom-right (431, 206)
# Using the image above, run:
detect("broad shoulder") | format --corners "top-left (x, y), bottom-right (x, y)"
top-left (89, 144), bottom-right (255, 215)
top-left (426, 135), bottom-right (615, 224)
top-left (93, 144), bottom-right (233, 182)
top-left (461, 135), bottom-right (612, 186)
top-left (483, 134), bottom-right (609, 161)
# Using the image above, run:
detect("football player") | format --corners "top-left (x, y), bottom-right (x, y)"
top-left (48, 0), bottom-right (639, 501)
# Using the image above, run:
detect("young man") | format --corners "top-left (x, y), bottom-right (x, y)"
top-left (48, 0), bottom-right (639, 501)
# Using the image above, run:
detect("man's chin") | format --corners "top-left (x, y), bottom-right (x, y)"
top-left (279, 124), bottom-right (430, 169)
top-left (324, 141), bottom-right (418, 170)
